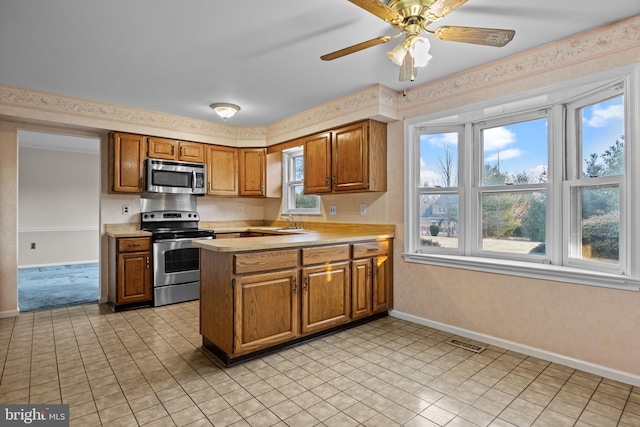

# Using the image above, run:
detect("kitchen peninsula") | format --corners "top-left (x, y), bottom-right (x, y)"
top-left (193, 224), bottom-right (394, 366)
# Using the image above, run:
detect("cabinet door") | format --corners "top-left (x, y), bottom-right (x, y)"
top-left (303, 132), bottom-right (332, 193)
top-left (301, 262), bottom-right (350, 334)
top-left (239, 148), bottom-right (266, 196)
top-left (351, 259), bottom-right (372, 320)
top-left (234, 270), bottom-right (299, 354)
top-left (147, 137), bottom-right (178, 160)
top-left (117, 252), bottom-right (151, 304)
top-left (111, 132), bottom-right (146, 193)
top-left (206, 145), bottom-right (238, 196)
top-left (372, 255), bottom-right (391, 312)
top-left (179, 141), bottom-right (204, 163)
top-left (332, 122), bottom-right (368, 192)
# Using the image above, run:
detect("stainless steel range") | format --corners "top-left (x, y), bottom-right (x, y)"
top-left (140, 195), bottom-right (214, 306)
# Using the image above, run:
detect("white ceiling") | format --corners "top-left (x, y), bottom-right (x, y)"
top-left (1, 1), bottom-right (639, 128)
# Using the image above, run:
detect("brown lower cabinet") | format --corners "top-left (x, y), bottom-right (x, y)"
top-left (108, 236), bottom-right (152, 311)
top-left (200, 239), bottom-right (392, 365)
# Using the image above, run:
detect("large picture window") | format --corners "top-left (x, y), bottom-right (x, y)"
top-left (405, 73), bottom-right (637, 290)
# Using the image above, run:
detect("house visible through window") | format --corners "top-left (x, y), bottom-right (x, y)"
top-left (282, 147), bottom-right (321, 215)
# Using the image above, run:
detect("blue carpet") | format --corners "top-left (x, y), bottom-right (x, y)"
top-left (18, 262), bottom-right (99, 311)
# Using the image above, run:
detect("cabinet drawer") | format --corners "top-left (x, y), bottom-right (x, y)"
top-left (235, 249), bottom-right (298, 274)
top-left (352, 240), bottom-right (389, 258)
top-left (118, 237), bottom-right (150, 253)
top-left (301, 244), bottom-right (350, 265)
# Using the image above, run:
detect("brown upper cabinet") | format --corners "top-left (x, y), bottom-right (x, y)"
top-left (303, 120), bottom-right (387, 194)
top-left (303, 132), bottom-right (332, 193)
top-left (239, 148), bottom-right (266, 197)
top-left (110, 132), bottom-right (146, 193)
top-left (148, 137), bottom-right (204, 163)
top-left (206, 145), bottom-right (238, 196)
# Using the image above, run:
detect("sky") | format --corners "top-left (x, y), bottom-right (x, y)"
top-left (419, 95), bottom-right (625, 187)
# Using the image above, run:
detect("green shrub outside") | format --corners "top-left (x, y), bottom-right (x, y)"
top-left (582, 214), bottom-right (619, 260)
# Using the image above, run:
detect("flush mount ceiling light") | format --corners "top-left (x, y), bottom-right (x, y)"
top-left (210, 103), bottom-right (240, 120)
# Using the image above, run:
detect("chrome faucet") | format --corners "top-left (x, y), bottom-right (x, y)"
top-left (281, 215), bottom-right (297, 229)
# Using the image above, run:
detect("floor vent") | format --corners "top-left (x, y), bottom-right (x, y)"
top-left (447, 338), bottom-right (486, 353)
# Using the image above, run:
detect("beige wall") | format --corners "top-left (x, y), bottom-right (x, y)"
top-left (0, 123), bottom-right (18, 317)
top-left (18, 147), bottom-right (100, 267)
top-left (390, 15), bottom-right (640, 384)
top-left (0, 15), bottom-right (638, 385)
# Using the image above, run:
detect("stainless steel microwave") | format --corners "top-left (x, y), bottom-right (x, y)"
top-left (146, 159), bottom-right (206, 195)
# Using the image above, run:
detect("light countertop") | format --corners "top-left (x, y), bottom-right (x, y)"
top-left (193, 229), bottom-right (394, 252)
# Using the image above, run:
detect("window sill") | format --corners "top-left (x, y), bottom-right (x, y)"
top-left (402, 252), bottom-right (640, 291)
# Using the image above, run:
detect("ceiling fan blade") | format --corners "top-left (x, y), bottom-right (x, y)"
top-left (348, 0), bottom-right (401, 23)
top-left (433, 26), bottom-right (515, 47)
top-left (426, 0), bottom-right (468, 21)
top-left (321, 35), bottom-right (395, 61)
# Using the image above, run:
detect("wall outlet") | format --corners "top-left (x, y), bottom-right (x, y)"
top-left (360, 204), bottom-right (366, 215)
top-left (329, 205), bottom-right (336, 215)
top-left (238, 205), bottom-right (244, 214)
top-left (30, 242), bottom-right (36, 250)
top-left (122, 204), bottom-right (130, 215)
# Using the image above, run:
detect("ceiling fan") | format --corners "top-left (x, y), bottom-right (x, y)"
top-left (321, 0), bottom-right (515, 81)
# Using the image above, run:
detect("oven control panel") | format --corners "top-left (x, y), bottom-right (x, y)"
top-left (142, 210), bottom-right (199, 222)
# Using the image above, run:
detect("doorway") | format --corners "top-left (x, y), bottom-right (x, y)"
top-left (17, 130), bottom-right (100, 311)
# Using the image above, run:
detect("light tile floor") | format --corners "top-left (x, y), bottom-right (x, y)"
top-left (0, 301), bottom-right (638, 427)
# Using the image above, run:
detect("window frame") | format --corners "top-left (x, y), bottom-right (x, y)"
top-left (414, 125), bottom-right (465, 256)
top-left (472, 110), bottom-right (552, 263)
top-left (403, 65), bottom-right (640, 291)
top-left (281, 146), bottom-right (321, 215)
top-left (563, 84), bottom-right (627, 274)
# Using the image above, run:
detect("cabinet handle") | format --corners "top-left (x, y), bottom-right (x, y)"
top-left (293, 277), bottom-right (297, 294)
top-left (139, 177), bottom-right (144, 190)
top-left (325, 177), bottom-right (329, 186)
top-left (171, 146), bottom-right (175, 156)
top-left (374, 266), bottom-right (379, 277)
top-left (367, 248), bottom-right (378, 252)
top-left (304, 275), bottom-right (309, 292)
top-left (128, 243), bottom-right (141, 248)
top-left (261, 182), bottom-right (264, 193)
top-left (179, 146), bottom-right (182, 157)
top-left (146, 256), bottom-right (150, 269)
top-left (367, 266), bottom-right (372, 278)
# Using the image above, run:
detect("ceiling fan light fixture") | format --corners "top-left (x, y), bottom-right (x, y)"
top-left (210, 103), bottom-right (240, 120)
top-left (410, 36), bottom-right (432, 67)
top-left (387, 43), bottom-right (407, 66)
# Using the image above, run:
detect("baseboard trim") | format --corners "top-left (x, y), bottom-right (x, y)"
top-left (389, 310), bottom-right (640, 388)
top-left (0, 310), bottom-right (19, 319)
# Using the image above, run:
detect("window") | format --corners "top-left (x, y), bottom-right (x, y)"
top-left (418, 127), bottom-right (461, 251)
top-left (565, 87), bottom-right (625, 273)
top-left (282, 147), bottom-right (320, 215)
top-left (405, 72), bottom-right (637, 290)
top-left (476, 113), bottom-right (549, 259)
